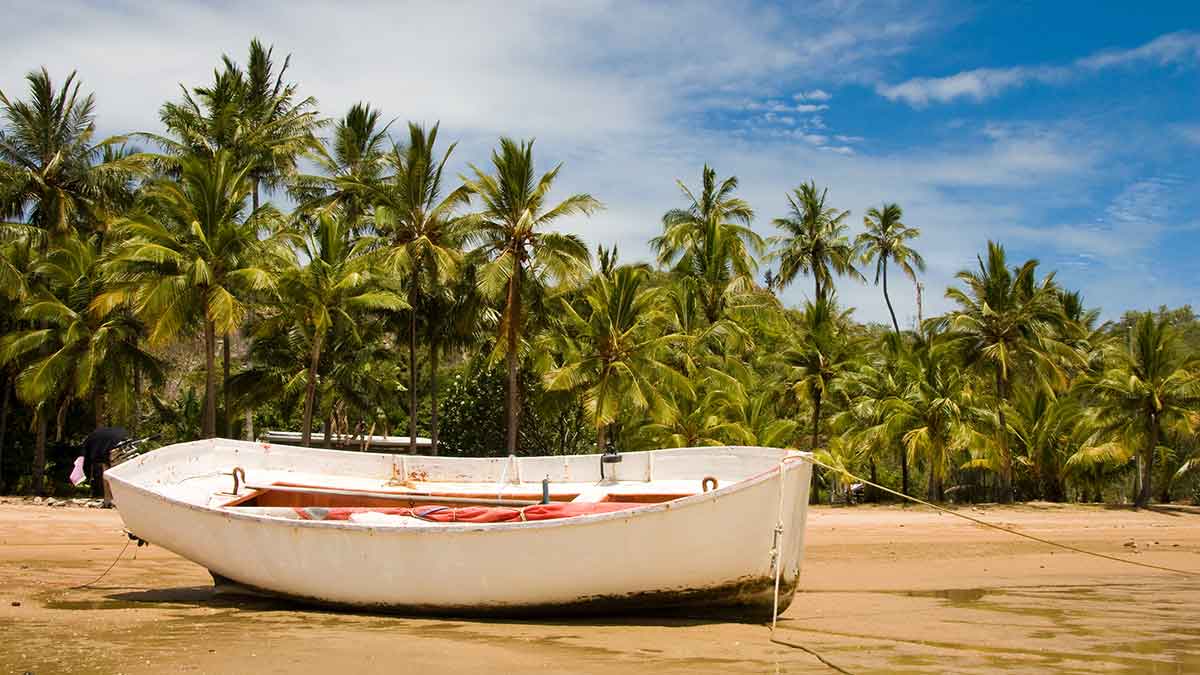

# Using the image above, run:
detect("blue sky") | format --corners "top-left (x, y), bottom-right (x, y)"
top-left (2, 1), bottom-right (1198, 324)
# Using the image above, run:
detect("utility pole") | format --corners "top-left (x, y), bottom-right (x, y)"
top-left (916, 282), bottom-right (925, 334)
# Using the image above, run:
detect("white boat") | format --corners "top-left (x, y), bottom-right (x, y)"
top-left (106, 439), bottom-right (813, 618)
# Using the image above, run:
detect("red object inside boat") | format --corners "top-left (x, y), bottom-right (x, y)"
top-left (294, 501), bottom-right (644, 523)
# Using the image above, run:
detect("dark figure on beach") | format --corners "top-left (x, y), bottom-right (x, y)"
top-left (83, 427), bottom-right (127, 504)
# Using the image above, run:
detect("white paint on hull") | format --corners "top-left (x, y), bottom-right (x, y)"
top-left (106, 440), bottom-right (812, 616)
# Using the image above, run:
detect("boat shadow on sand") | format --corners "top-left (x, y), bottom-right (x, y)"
top-left (60, 584), bottom-right (760, 628)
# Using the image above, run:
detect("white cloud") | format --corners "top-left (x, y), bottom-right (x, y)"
top-left (1176, 125), bottom-right (1200, 145)
top-left (0, 1), bottom-right (1186, 321)
top-left (877, 65), bottom-right (1068, 107)
top-left (878, 31), bottom-right (1200, 107)
top-left (1077, 31), bottom-right (1200, 69)
top-left (795, 89), bottom-right (832, 101)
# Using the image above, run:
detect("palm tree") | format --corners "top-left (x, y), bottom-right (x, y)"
top-left (1006, 387), bottom-right (1084, 502)
top-left (0, 234), bottom-right (161, 494)
top-left (877, 333), bottom-right (985, 501)
top-left (1, 68), bottom-right (143, 241)
top-left (662, 280), bottom-right (751, 374)
top-left (940, 241), bottom-right (1070, 502)
top-left (543, 264), bottom-right (685, 449)
top-left (651, 165), bottom-right (763, 324)
top-left (1081, 313), bottom-right (1199, 506)
top-left (153, 38), bottom-right (321, 208)
top-left (770, 181), bottom-right (864, 304)
top-left (281, 213), bottom-right (407, 446)
top-left (97, 151), bottom-right (291, 438)
top-left (293, 103), bottom-right (392, 228)
top-left (463, 137), bottom-right (600, 455)
top-left (153, 40), bottom-right (321, 438)
top-left (706, 360), bottom-right (797, 448)
top-left (779, 298), bottom-right (861, 503)
top-left (640, 382), bottom-right (743, 449)
top-left (361, 122), bottom-right (471, 453)
top-left (856, 203), bottom-right (925, 335)
top-left (831, 335), bottom-right (912, 496)
top-left (237, 39), bottom-right (323, 210)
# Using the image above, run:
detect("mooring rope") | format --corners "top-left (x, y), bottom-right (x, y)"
top-left (787, 454), bottom-right (1200, 578)
top-left (766, 453), bottom-right (1199, 674)
top-left (69, 538), bottom-right (132, 590)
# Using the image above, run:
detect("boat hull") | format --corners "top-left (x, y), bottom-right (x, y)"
top-left (107, 441), bottom-right (812, 618)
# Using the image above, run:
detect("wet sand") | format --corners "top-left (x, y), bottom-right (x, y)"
top-left (2, 501), bottom-right (1198, 674)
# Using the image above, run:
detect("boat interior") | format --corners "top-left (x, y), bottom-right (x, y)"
top-left (120, 442), bottom-right (788, 525)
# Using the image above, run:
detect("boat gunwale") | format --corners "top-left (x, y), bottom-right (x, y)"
top-left (106, 443), bottom-right (809, 535)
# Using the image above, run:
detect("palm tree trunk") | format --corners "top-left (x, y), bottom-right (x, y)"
top-left (203, 320), bottom-right (217, 438)
top-left (868, 458), bottom-right (878, 502)
top-left (882, 258), bottom-right (900, 335)
top-left (0, 376), bottom-right (9, 492)
top-left (1135, 414), bottom-right (1158, 507)
top-left (596, 422), bottom-right (607, 453)
top-left (243, 326), bottom-right (254, 441)
top-left (132, 364), bottom-right (141, 435)
top-left (429, 339), bottom-right (439, 456)
top-left (927, 463), bottom-right (940, 502)
top-left (408, 285), bottom-right (419, 455)
top-left (900, 449), bottom-right (910, 497)
top-left (995, 370), bottom-right (1013, 504)
top-left (505, 266), bottom-right (522, 456)
top-left (33, 407), bottom-right (47, 496)
top-left (300, 332), bottom-right (324, 447)
top-left (809, 388), bottom-right (822, 505)
top-left (246, 183), bottom-right (261, 442)
top-left (93, 389), bottom-right (104, 429)
top-left (323, 412), bottom-right (333, 449)
top-left (814, 275), bottom-right (822, 305)
top-left (223, 334), bottom-right (232, 438)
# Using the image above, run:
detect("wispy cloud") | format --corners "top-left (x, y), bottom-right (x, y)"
top-left (878, 31), bottom-right (1200, 107)
top-left (0, 1), bottom-right (1190, 321)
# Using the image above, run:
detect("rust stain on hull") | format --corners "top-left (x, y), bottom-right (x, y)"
top-left (209, 571), bottom-right (801, 621)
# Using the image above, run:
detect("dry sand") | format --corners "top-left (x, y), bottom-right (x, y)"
top-left (1, 500), bottom-right (1198, 674)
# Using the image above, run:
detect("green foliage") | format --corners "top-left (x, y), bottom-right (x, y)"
top-left (1, 43), bottom-right (1198, 509)
top-left (439, 361), bottom-right (594, 457)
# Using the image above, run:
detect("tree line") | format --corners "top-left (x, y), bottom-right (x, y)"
top-left (2, 40), bottom-right (1198, 506)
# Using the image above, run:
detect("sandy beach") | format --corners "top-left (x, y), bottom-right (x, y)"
top-left (1, 501), bottom-right (1198, 674)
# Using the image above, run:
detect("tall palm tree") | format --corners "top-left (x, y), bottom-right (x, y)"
top-left (940, 241), bottom-right (1070, 502)
top-left (640, 381), bottom-right (743, 449)
top-left (238, 39), bottom-right (323, 210)
top-left (418, 260), bottom-right (495, 455)
top-left (97, 151), bottom-right (291, 438)
top-left (1, 68), bottom-right (143, 241)
top-left (362, 122), bottom-right (471, 453)
top-left (779, 298), bottom-right (861, 503)
top-left (856, 203), bottom-right (925, 335)
top-left (281, 213), bottom-right (407, 446)
top-left (153, 39), bottom-right (321, 438)
top-left (770, 181), bottom-right (864, 304)
top-left (651, 165), bottom-right (763, 324)
top-left (831, 334), bottom-right (912, 496)
top-left (463, 138), bottom-right (600, 455)
top-left (877, 333), bottom-right (985, 501)
top-left (293, 103), bottom-right (392, 228)
top-left (706, 360), bottom-right (797, 448)
top-left (1081, 313), bottom-right (1199, 506)
top-left (153, 38), bottom-right (321, 207)
top-left (543, 265), bottom-right (685, 449)
top-left (0, 234), bottom-right (161, 494)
